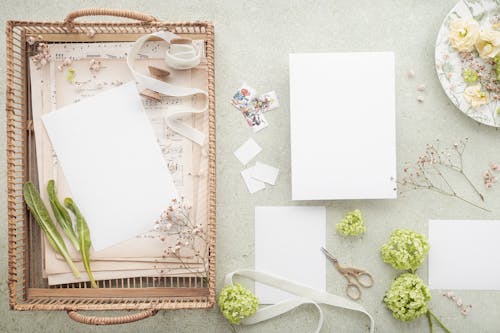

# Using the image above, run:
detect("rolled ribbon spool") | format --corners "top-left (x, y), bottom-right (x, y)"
top-left (127, 31), bottom-right (208, 145)
top-left (165, 42), bottom-right (201, 70)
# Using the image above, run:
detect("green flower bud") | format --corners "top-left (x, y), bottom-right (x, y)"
top-left (384, 273), bottom-right (431, 322)
top-left (336, 209), bottom-right (366, 236)
top-left (381, 229), bottom-right (429, 271)
top-left (218, 283), bottom-right (258, 325)
top-left (462, 68), bottom-right (478, 83)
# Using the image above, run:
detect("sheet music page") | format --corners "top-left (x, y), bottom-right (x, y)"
top-left (29, 41), bottom-right (209, 283)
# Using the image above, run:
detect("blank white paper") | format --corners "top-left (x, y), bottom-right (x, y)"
top-left (234, 138), bottom-right (262, 165)
top-left (255, 206), bottom-right (325, 304)
top-left (251, 162), bottom-right (279, 185)
top-left (289, 52), bottom-right (396, 200)
top-left (241, 167), bottom-right (266, 194)
top-left (429, 220), bottom-right (500, 290)
top-left (43, 82), bottom-right (177, 251)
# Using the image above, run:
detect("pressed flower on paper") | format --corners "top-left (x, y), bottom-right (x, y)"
top-left (463, 84), bottom-right (488, 109)
top-left (449, 19), bottom-right (480, 52)
top-left (475, 29), bottom-right (500, 59)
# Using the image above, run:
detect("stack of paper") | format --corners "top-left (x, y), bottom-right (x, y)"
top-left (29, 42), bottom-right (210, 285)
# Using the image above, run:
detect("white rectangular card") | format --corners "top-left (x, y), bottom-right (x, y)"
top-left (241, 167), bottom-right (266, 194)
top-left (255, 206), bottom-right (326, 304)
top-left (234, 138), bottom-right (262, 165)
top-left (289, 52), bottom-right (396, 200)
top-left (429, 220), bottom-right (500, 290)
top-left (251, 162), bottom-right (279, 185)
top-left (43, 82), bottom-right (177, 250)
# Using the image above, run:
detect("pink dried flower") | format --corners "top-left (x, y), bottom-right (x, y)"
top-left (484, 170), bottom-right (497, 188)
top-left (89, 59), bottom-right (102, 73)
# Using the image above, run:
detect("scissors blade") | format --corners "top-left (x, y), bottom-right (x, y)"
top-left (320, 247), bottom-right (338, 263)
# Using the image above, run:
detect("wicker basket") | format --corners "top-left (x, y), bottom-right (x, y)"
top-left (6, 9), bottom-right (216, 324)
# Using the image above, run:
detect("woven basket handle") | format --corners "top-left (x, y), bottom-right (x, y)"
top-left (64, 8), bottom-right (157, 25)
top-left (67, 309), bottom-right (158, 325)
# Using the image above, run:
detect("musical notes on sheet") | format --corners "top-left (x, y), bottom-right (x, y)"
top-left (47, 42), bottom-right (197, 197)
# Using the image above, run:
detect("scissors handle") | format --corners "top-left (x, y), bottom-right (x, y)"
top-left (345, 282), bottom-right (362, 300)
top-left (354, 271), bottom-right (374, 288)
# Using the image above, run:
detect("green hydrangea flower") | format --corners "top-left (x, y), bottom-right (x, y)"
top-left (384, 273), bottom-right (431, 322)
top-left (218, 283), bottom-right (258, 325)
top-left (336, 209), bottom-right (366, 236)
top-left (380, 229), bottom-right (429, 272)
top-left (462, 68), bottom-right (478, 83)
top-left (493, 55), bottom-right (500, 80)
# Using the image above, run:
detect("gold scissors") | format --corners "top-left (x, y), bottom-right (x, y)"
top-left (321, 247), bottom-right (374, 300)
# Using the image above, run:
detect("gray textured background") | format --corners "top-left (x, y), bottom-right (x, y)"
top-left (1, 0), bottom-right (500, 332)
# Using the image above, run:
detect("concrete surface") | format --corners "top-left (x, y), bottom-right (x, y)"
top-left (1, 0), bottom-right (499, 332)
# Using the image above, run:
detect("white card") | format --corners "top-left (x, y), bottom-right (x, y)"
top-left (255, 206), bottom-right (326, 304)
top-left (429, 220), bottom-right (500, 290)
top-left (42, 82), bottom-right (177, 250)
top-left (289, 52), bottom-right (396, 200)
top-left (251, 162), bottom-right (279, 185)
top-left (234, 138), bottom-right (262, 165)
top-left (241, 167), bottom-right (266, 194)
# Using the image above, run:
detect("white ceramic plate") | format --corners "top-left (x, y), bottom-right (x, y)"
top-left (435, 0), bottom-right (500, 127)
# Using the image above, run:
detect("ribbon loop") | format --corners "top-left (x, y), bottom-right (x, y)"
top-left (225, 269), bottom-right (375, 333)
top-left (127, 31), bottom-right (207, 145)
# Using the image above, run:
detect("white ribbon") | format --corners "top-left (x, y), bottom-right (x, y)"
top-left (127, 31), bottom-right (207, 145)
top-left (225, 270), bottom-right (375, 333)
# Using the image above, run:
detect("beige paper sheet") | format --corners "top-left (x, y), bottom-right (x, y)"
top-left (29, 41), bottom-right (209, 284)
top-left (48, 267), bottom-right (206, 285)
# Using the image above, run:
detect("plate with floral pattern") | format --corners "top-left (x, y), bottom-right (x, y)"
top-left (435, 0), bottom-right (500, 127)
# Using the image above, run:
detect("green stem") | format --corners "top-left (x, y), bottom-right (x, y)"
top-left (452, 193), bottom-right (490, 212)
top-left (459, 170), bottom-right (485, 202)
top-left (427, 311), bottom-right (434, 333)
top-left (428, 310), bottom-right (451, 333)
top-left (61, 250), bottom-right (81, 278)
top-left (426, 186), bottom-right (490, 212)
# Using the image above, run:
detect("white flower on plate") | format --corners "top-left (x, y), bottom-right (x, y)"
top-left (448, 19), bottom-right (480, 52)
top-left (463, 84), bottom-right (488, 109)
top-left (475, 29), bottom-right (500, 58)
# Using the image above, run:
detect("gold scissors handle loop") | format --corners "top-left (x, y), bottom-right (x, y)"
top-left (354, 271), bottom-right (374, 288)
top-left (345, 282), bottom-right (362, 300)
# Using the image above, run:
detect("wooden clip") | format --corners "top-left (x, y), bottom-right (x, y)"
top-left (148, 66), bottom-right (170, 80)
top-left (141, 67), bottom-right (171, 101)
top-left (140, 89), bottom-right (161, 102)
top-left (171, 38), bottom-right (192, 45)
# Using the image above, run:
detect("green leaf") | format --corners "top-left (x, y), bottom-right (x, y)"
top-left (23, 182), bottom-right (80, 278)
top-left (47, 180), bottom-right (80, 252)
top-left (65, 198), bottom-right (98, 288)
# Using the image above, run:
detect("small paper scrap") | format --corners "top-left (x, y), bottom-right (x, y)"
top-left (234, 138), bottom-right (262, 165)
top-left (252, 91), bottom-right (280, 113)
top-left (231, 84), bottom-right (278, 132)
top-left (251, 161), bottom-right (279, 185)
top-left (241, 166), bottom-right (266, 193)
top-left (231, 84), bottom-right (256, 112)
top-left (244, 110), bottom-right (268, 132)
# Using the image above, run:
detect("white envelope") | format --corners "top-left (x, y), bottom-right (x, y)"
top-left (289, 52), bottom-right (397, 200)
top-left (43, 82), bottom-right (177, 250)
